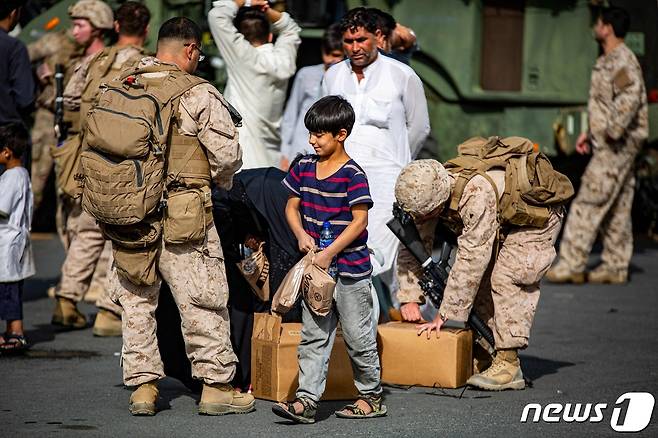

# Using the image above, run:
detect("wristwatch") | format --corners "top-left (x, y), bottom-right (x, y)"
top-left (244, 0), bottom-right (252, 7)
top-left (439, 312), bottom-right (448, 323)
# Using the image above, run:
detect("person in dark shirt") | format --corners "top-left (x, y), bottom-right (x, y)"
top-left (0, 0), bottom-right (35, 126)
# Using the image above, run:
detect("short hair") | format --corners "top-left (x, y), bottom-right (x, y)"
top-left (321, 23), bottom-right (343, 54)
top-left (115, 1), bottom-right (150, 37)
top-left (157, 17), bottom-right (201, 45)
top-left (369, 8), bottom-right (396, 39)
top-left (0, 0), bottom-right (25, 20)
top-left (600, 6), bottom-right (630, 38)
top-left (304, 96), bottom-right (355, 136)
top-left (0, 123), bottom-right (29, 159)
top-left (339, 7), bottom-right (379, 35)
top-left (235, 8), bottom-right (269, 45)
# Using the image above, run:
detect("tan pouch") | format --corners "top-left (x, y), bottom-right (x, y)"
top-left (112, 241), bottom-right (160, 286)
top-left (101, 216), bottom-right (162, 249)
top-left (302, 261), bottom-right (336, 317)
top-left (51, 135), bottom-right (83, 199)
top-left (163, 186), bottom-right (212, 244)
top-left (236, 242), bottom-right (271, 301)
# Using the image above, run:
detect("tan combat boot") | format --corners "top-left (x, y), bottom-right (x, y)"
top-left (198, 383), bottom-right (255, 416)
top-left (466, 349), bottom-right (525, 391)
top-left (587, 266), bottom-right (628, 284)
top-left (545, 263), bottom-right (585, 284)
top-left (92, 309), bottom-right (122, 337)
top-left (130, 381), bottom-right (159, 416)
top-left (51, 297), bottom-right (87, 329)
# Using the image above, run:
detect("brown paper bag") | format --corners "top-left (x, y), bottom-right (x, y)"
top-left (271, 251), bottom-right (313, 314)
top-left (302, 263), bottom-right (335, 317)
top-left (236, 242), bottom-right (271, 301)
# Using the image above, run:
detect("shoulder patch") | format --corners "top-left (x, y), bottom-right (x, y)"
top-left (613, 68), bottom-right (633, 91)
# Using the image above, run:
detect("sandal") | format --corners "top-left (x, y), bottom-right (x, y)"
top-left (0, 333), bottom-right (28, 355)
top-left (335, 394), bottom-right (387, 419)
top-left (271, 397), bottom-right (317, 424)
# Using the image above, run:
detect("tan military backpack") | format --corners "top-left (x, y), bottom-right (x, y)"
top-left (80, 64), bottom-right (207, 226)
top-left (444, 136), bottom-right (574, 228)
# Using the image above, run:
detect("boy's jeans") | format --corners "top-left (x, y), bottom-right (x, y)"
top-left (296, 276), bottom-right (382, 402)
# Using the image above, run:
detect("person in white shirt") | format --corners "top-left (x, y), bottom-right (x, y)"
top-left (322, 7), bottom-right (430, 294)
top-left (208, 0), bottom-right (301, 169)
top-left (0, 123), bottom-right (34, 353)
top-left (279, 23), bottom-right (344, 170)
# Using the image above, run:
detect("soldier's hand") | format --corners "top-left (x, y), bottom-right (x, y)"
top-left (575, 132), bottom-right (590, 155)
top-left (297, 233), bottom-right (315, 253)
top-left (400, 302), bottom-right (422, 322)
top-left (416, 314), bottom-right (444, 339)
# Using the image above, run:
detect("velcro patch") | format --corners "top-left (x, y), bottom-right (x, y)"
top-left (613, 68), bottom-right (633, 90)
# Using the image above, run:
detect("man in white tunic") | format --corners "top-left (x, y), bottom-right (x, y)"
top-left (208, 0), bottom-right (301, 169)
top-left (322, 7), bottom-right (430, 287)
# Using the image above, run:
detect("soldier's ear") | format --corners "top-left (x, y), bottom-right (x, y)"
top-left (114, 20), bottom-right (120, 34)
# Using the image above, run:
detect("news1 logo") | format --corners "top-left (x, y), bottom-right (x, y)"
top-left (520, 392), bottom-right (655, 432)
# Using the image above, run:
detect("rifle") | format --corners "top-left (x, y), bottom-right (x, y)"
top-left (387, 203), bottom-right (496, 353)
top-left (54, 64), bottom-right (67, 145)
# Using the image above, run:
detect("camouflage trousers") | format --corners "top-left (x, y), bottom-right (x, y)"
top-left (30, 107), bottom-right (56, 209)
top-left (55, 199), bottom-right (121, 315)
top-left (471, 209), bottom-right (563, 350)
top-left (556, 147), bottom-right (636, 273)
top-left (108, 226), bottom-right (237, 387)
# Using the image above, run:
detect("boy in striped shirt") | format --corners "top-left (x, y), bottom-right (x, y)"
top-left (273, 96), bottom-right (385, 423)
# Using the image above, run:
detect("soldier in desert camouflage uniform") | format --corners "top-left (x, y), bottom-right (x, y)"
top-left (28, 30), bottom-right (81, 209)
top-left (395, 159), bottom-right (563, 391)
top-left (103, 17), bottom-right (254, 417)
top-left (52, 1), bottom-right (151, 337)
top-left (547, 6), bottom-right (648, 285)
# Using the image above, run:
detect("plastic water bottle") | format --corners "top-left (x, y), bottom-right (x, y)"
top-left (318, 221), bottom-right (338, 278)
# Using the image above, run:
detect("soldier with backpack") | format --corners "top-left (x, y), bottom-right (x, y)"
top-left (51, 1), bottom-right (150, 336)
top-left (394, 137), bottom-right (573, 391)
top-left (79, 17), bottom-right (251, 416)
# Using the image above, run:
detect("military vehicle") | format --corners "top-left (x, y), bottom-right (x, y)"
top-left (16, 0), bottom-right (658, 230)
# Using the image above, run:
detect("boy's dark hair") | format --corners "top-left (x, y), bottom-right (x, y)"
top-left (321, 22), bottom-right (343, 54)
top-left (0, 123), bottom-right (29, 159)
top-left (235, 8), bottom-right (270, 45)
top-left (0, 0), bottom-right (25, 20)
top-left (369, 8), bottom-right (396, 39)
top-left (304, 96), bottom-right (355, 136)
top-left (340, 7), bottom-right (379, 35)
top-left (157, 17), bottom-right (201, 44)
top-left (115, 1), bottom-right (150, 37)
top-left (600, 6), bottom-right (630, 38)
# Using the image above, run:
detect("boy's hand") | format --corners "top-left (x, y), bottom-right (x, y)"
top-left (297, 233), bottom-right (315, 253)
top-left (400, 302), bottom-right (422, 322)
top-left (313, 250), bottom-right (332, 270)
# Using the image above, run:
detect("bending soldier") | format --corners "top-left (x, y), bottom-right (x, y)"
top-left (90, 17), bottom-right (252, 416)
top-left (395, 147), bottom-right (567, 391)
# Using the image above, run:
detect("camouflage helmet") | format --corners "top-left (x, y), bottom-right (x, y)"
top-left (68, 0), bottom-right (114, 30)
top-left (395, 159), bottom-right (451, 218)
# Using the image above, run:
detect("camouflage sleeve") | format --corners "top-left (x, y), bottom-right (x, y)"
top-left (179, 83), bottom-right (243, 189)
top-left (439, 176), bottom-right (497, 321)
top-left (606, 63), bottom-right (644, 141)
top-left (63, 55), bottom-right (93, 110)
top-left (396, 217), bottom-right (439, 304)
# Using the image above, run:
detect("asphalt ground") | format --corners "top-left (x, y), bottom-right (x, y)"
top-left (1, 234), bottom-right (657, 437)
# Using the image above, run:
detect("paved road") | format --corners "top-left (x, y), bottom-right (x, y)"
top-left (2, 235), bottom-right (657, 437)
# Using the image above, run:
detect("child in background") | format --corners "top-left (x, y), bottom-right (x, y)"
top-left (0, 123), bottom-right (35, 354)
top-left (272, 96), bottom-right (386, 423)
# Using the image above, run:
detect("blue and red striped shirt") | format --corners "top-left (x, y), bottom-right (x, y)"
top-left (283, 156), bottom-right (373, 279)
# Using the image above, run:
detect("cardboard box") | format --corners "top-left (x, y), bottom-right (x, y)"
top-left (377, 322), bottom-right (473, 388)
top-left (251, 313), bottom-right (358, 402)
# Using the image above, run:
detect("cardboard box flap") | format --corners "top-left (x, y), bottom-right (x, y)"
top-left (253, 312), bottom-right (282, 342)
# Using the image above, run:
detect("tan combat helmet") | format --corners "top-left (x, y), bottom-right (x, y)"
top-left (394, 159), bottom-right (451, 218)
top-left (68, 0), bottom-right (114, 30)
